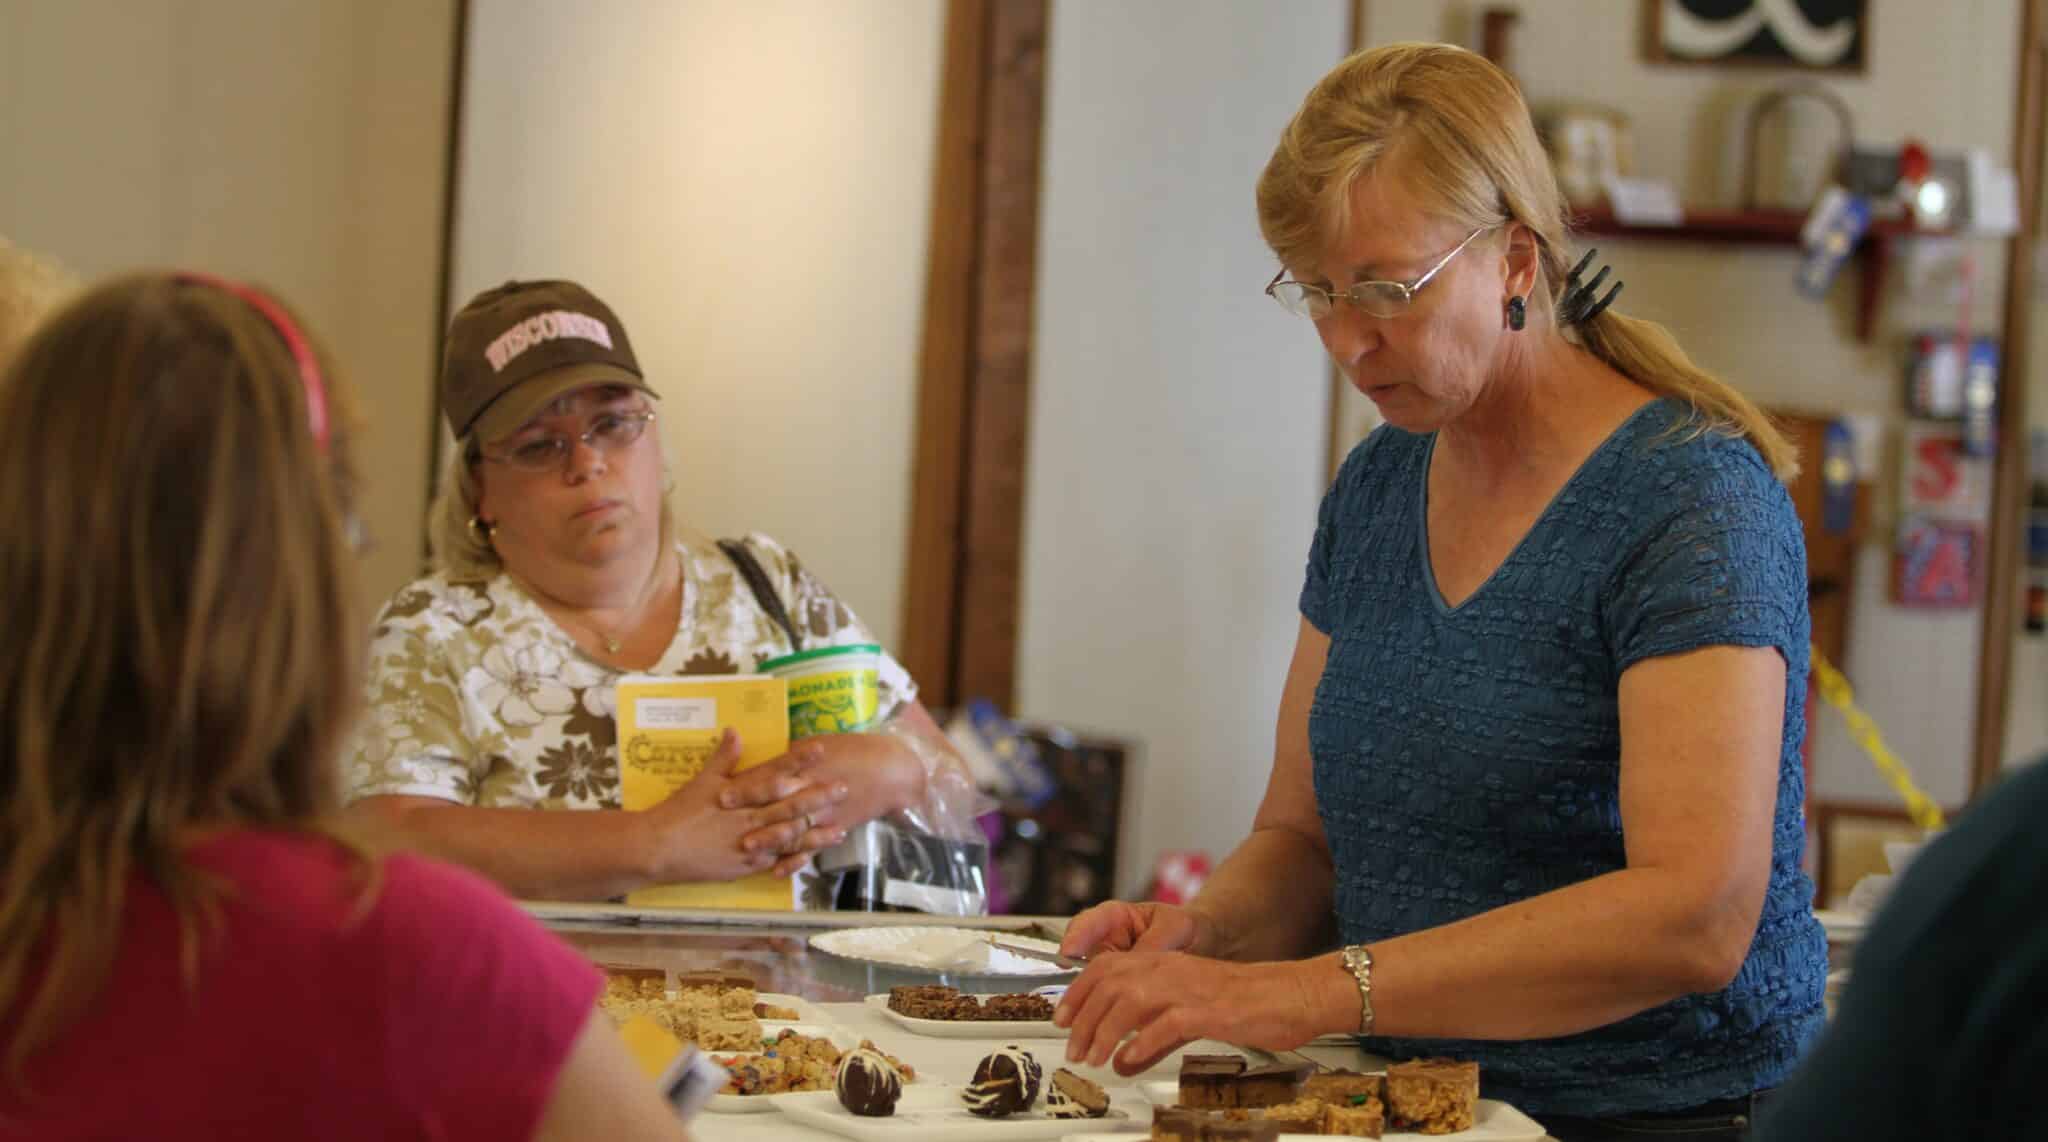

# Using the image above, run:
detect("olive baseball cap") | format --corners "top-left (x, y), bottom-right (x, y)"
top-left (439, 279), bottom-right (659, 441)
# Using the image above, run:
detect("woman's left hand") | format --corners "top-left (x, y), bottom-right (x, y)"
top-left (719, 732), bottom-right (927, 875)
top-left (1055, 951), bottom-right (1332, 1076)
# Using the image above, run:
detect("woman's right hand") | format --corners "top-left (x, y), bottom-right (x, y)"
top-left (1061, 900), bottom-right (1214, 959)
top-left (638, 730), bottom-right (850, 883)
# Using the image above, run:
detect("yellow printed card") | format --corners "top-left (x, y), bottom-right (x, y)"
top-left (615, 673), bottom-right (796, 911)
top-left (616, 1015), bottom-right (685, 1079)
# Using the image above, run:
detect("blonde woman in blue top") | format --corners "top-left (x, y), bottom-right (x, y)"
top-left (1054, 44), bottom-right (1825, 1140)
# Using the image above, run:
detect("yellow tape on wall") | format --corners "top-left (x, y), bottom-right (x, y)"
top-left (1810, 646), bottom-right (1947, 831)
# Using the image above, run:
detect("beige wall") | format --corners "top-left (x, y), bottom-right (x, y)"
top-left (1020, 0), bottom-right (1349, 895)
top-left (0, 0), bottom-right (455, 612)
top-left (448, 0), bottom-right (945, 650)
top-left (1366, 0), bottom-right (2029, 807)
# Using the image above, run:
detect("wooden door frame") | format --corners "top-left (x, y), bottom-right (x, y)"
top-left (1970, 0), bottom-right (2048, 796)
top-left (898, 0), bottom-right (1049, 711)
top-left (421, 0), bottom-right (471, 550)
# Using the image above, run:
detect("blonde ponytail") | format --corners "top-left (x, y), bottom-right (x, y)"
top-left (1575, 309), bottom-right (1797, 479)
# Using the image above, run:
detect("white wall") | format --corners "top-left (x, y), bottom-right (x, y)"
top-left (1019, 0), bottom-right (1347, 896)
top-left (0, 0), bottom-right (454, 612)
top-left (1367, 0), bottom-right (2025, 809)
top-left (449, 0), bottom-right (944, 649)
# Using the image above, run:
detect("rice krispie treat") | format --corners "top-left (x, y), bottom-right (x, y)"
top-left (1321, 1097), bottom-right (1386, 1138)
top-left (716, 987), bottom-right (758, 1018)
top-left (1255, 1098), bottom-right (1324, 1131)
top-left (1303, 1069), bottom-right (1385, 1105)
top-left (1385, 1058), bottom-right (1478, 1135)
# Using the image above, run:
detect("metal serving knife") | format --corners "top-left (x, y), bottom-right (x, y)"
top-left (985, 935), bottom-right (1088, 971)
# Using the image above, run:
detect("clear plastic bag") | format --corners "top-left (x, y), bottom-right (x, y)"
top-left (795, 717), bottom-right (997, 916)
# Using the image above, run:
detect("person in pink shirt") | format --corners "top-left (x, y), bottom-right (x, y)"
top-left (0, 273), bottom-right (726, 1139)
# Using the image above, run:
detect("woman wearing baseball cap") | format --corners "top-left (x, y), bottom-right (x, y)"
top-left (345, 279), bottom-right (962, 903)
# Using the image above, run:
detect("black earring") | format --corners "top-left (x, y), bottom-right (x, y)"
top-left (1506, 295), bottom-right (1526, 331)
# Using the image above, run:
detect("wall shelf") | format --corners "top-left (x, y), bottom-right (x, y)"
top-left (1571, 205), bottom-right (1950, 343)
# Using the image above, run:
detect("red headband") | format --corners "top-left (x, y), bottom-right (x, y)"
top-left (175, 272), bottom-right (331, 453)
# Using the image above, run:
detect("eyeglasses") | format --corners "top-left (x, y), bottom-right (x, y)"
top-left (483, 409), bottom-right (656, 472)
top-left (1265, 225), bottom-right (1494, 320)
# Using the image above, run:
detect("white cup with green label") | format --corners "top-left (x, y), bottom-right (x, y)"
top-left (759, 643), bottom-right (883, 739)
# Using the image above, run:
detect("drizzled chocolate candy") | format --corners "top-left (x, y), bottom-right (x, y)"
top-left (962, 1045), bottom-right (1042, 1118)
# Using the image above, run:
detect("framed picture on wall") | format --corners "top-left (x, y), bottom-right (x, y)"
top-left (1645, 0), bottom-right (1868, 73)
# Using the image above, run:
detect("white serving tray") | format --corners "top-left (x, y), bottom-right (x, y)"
top-left (1135, 1081), bottom-right (1547, 1140)
top-left (774, 1084), bottom-right (1135, 1140)
top-left (863, 993), bottom-right (1070, 1039)
top-left (705, 1023), bottom-right (899, 1115)
top-left (810, 925), bottom-right (1077, 977)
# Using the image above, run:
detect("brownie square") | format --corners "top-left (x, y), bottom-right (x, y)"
top-left (981, 993), bottom-right (1055, 1021)
top-left (1179, 1054), bottom-right (1247, 1108)
top-left (887, 984), bottom-right (965, 1019)
top-left (1234, 1060), bottom-right (1311, 1108)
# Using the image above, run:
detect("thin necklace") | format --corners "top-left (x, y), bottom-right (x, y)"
top-left (517, 553), bottom-right (672, 657)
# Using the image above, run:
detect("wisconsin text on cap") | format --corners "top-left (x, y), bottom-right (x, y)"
top-left (484, 309), bottom-right (614, 373)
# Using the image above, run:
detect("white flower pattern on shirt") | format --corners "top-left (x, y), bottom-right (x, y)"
top-left (466, 637), bottom-right (606, 727)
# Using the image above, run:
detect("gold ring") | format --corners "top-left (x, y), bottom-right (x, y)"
top-left (802, 812), bottom-right (816, 832)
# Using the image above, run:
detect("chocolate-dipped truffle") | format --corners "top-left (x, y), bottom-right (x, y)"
top-left (833, 1046), bottom-right (902, 1117)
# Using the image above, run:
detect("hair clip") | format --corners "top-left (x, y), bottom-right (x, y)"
top-left (1558, 249), bottom-right (1622, 327)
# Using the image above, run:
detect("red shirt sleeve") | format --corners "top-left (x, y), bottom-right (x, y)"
top-left (363, 854), bottom-right (603, 1141)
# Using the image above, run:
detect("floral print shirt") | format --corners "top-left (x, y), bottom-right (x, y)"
top-left (345, 532), bottom-right (916, 809)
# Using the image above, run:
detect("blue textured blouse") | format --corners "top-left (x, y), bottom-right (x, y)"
top-left (1301, 399), bottom-right (1827, 1117)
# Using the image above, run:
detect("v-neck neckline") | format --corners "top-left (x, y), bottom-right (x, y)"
top-left (1419, 399), bottom-right (1664, 614)
top-left (500, 543), bottom-right (694, 673)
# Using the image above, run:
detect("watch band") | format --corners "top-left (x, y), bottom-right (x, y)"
top-left (1341, 944), bottom-right (1376, 1036)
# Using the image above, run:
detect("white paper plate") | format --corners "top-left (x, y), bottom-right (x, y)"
top-left (774, 1084), bottom-right (1134, 1140)
top-left (863, 993), bottom-right (1071, 1039)
top-left (1305, 1032), bottom-right (1364, 1047)
top-left (1136, 1081), bottom-right (1547, 1140)
top-left (810, 925), bottom-right (1077, 976)
top-left (705, 1023), bottom-right (897, 1114)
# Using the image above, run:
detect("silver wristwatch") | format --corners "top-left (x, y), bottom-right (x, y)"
top-left (1340, 944), bottom-right (1376, 1036)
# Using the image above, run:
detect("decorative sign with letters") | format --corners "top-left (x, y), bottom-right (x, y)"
top-left (1893, 518), bottom-right (1980, 608)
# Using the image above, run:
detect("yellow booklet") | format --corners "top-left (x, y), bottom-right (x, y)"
top-left (616, 1015), bottom-right (685, 1078)
top-left (616, 673), bottom-right (795, 910)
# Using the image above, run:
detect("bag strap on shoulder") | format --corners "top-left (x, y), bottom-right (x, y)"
top-left (717, 537), bottom-right (804, 653)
